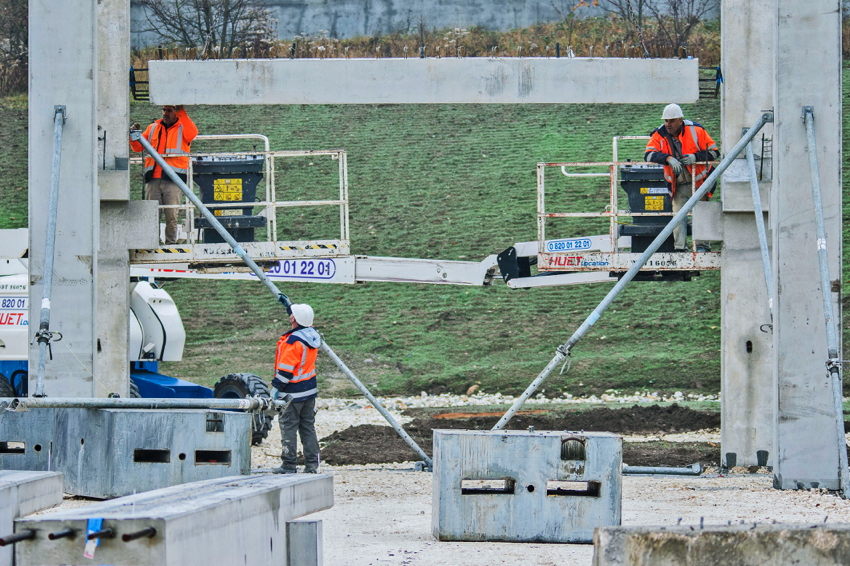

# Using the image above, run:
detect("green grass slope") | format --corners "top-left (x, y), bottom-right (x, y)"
top-left (2, 70), bottom-right (849, 397)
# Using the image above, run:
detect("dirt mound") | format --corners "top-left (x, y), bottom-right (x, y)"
top-left (320, 404), bottom-right (720, 466)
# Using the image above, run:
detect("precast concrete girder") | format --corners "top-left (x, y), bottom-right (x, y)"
top-left (149, 58), bottom-right (699, 105)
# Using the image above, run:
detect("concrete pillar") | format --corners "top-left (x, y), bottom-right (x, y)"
top-left (719, 0), bottom-right (775, 468)
top-left (96, 0), bottom-right (132, 397)
top-left (28, 0), bottom-right (99, 397)
top-left (771, 0), bottom-right (843, 490)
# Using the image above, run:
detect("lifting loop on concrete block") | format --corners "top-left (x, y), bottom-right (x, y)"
top-left (33, 105), bottom-right (67, 398)
top-left (492, 112), bottom-right (775, 431)
top-left (802, 105), bottom-right (850, 499)
top-left (129, 130), bottom-right (433, 470)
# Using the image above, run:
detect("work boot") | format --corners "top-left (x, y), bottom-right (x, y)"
top-left (303, 468), bottom-right (318, 474)
top-left (272, 466), bottom-right (297, 474)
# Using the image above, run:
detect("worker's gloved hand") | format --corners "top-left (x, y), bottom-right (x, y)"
top-left (666, 156), bottom-right (683, 175)
top-left (278, 293), bottom-right (291, 308)
top-left (131, 123), bottom-right (142, 131)
top-left (681, 154), bottom-right (697, 166)
top-left (270, 387), bottom-right (281, 400)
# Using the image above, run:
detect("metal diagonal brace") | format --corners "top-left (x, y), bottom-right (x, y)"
top-left (802, 106), bottom-right (849, 498)
top-left (33, 105), bottom-right (67, 398)
top-left (493, 112), bottom-right (774, 431)
top-left (744, 129), bottom-right (773, 322)
top-left (129, 128), bottom-right (433, 470)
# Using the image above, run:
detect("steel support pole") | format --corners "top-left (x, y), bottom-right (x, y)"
top-left (130, 130), bottom-right (433, 469)
top-left (33, 106), bottom-right (67, 398)
top-left (5, 395), bottom-right (291, 413)
top-left (802, 106), bottom-right (849, 498)
top-left (744, 134), bottom-right (773, 320)
top-left (622, 463), bottom-right (702, 476)
top-left (493, 112), bottom-right (773, 431)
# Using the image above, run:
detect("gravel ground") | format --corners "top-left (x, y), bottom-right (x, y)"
top-left (312, 470), bottom-right (850, 566)
top-left (29, 394), bottom-right (850, 565)
top-left (251, 393), bottom-right (725, 469)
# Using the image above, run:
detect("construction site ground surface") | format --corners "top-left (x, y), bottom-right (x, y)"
top-left (35, 393), bottom-right (850, 565)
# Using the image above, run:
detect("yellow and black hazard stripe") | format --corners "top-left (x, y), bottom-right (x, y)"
top-left (278, 244), bottom-right (338, 251)
top-left (139, 248), bottom-right (192, 254)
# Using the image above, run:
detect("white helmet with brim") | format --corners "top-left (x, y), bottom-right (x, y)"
top-left (290, 304), bottom-right (314, 327)
top-left (662, 103), bottom-right (684, 120)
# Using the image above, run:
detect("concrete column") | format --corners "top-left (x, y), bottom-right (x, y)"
top-left (96, 0), bottom-right (132, 397)
top-left (28, 0), bottom-right (99, 397)
top-left (771, 0), bottom-right (842, 490)
top-left (718, 0), bottom-right (775, 468)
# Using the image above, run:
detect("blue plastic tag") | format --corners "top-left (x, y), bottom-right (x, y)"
top-left (84, 518), bottom-right (103, 559)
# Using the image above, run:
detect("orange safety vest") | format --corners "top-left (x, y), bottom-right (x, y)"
top-left (130, 108), bottom-right (198, 180)
top-left (645, 120), bottom-right (718, 196)
top-left (273, 327), bottom-right (320, 401)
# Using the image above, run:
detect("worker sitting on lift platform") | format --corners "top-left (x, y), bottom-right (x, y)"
top-left (644, 103), bottom-right (719, 252)
top-left (272, 303), bottom-right (322, 474)
top-left (130, 105), bottom-right (198, 245)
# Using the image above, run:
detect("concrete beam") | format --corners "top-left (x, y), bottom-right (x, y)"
top-left (593, 524), bottom-right (850, 565)
top-left (0, 471), bottom-right (63, 566)
top-left (149, 58), bottom-right (699, 105)
top-left (16, 474), bottom-right (333, 566)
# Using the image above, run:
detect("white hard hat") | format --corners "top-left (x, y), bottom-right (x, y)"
top-left (290, 304), bottom-right (314, 327)
top-left (662, 103), bottom-right (684, 120)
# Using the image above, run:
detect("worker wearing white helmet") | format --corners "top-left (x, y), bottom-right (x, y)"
top-left (272, 303), bottom-right (322, 473)
top-left (645, 103), bottom-right (720, 251)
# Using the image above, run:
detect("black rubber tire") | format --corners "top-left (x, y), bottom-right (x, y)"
top-left (213, 373), bottom-right (272, 445)
top-left (10, 370), bottom-right (27, 397)
top-left (0, 374), bottom-right (15, 397)
top-left (129, 380), bottom-right (141, 398)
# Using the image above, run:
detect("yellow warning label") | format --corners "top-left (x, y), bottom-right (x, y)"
top-left (640, 187), bottom-right (649, 194)
top-left (213, 178), bottom-right (243, 201)
top-left (213, 209), bottom-right (241, 217)
top-left (645, 196), bottom-right (664, 211)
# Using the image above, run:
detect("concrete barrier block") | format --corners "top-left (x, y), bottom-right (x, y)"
top-left (16, 474), bottom-right (333, 566)
top-left (433, 430), bottom-right (621, 543)
top-left (0, 408), bottom-right (251, 498)
top-left (593, 524), bottom-right (850, 566)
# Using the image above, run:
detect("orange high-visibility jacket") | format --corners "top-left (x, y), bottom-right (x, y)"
top-left (644, 120), bottom-right (719, 196)
top-left (273, 327), bottom-right (321, 401)
top-left (130, 108), bottom-right (198, 182)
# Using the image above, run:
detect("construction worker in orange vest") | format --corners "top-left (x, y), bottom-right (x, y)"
top-left (271, 303), bottom-right (322, 474)
top-left (644, 103), bottom-right (719, 252)
top-left (130, 105), bottom-right (198, 244)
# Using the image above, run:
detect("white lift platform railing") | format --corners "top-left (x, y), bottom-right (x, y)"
top-left (129, 133), bottom-right (349, 266)
top-left (539, 135), bottom-right (722, 274)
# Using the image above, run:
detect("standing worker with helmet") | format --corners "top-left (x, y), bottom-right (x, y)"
top-left (272, 303), bottom-right (322, 474)
top-left (130, 105), bottom-right (198, 245)
top-left (644, 103), bottom-right (719, 252)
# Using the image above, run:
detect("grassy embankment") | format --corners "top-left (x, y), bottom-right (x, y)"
top-left (3, 68), bottom-right (850, 398)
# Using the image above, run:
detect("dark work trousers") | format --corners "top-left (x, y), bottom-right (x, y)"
top-left (279, 398), bottom-right (319, 471)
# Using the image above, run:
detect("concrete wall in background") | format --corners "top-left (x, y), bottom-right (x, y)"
top-left (131, 0), bottom-right (602, 48)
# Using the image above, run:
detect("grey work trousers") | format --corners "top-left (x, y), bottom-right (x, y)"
top-left (671, 182), bottom-right (711, 250)
top-left (279, 397), bottom-right (320, 471)
top-left (145, 178), bottom-right (182, 244)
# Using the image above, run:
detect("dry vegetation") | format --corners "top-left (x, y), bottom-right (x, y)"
top-left (131, 17), bottom-right (722, 69)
